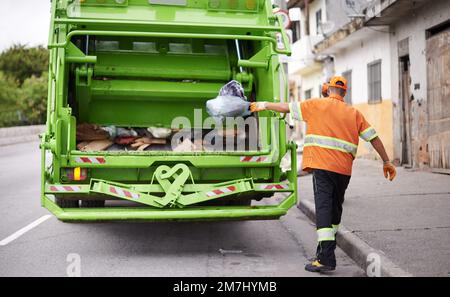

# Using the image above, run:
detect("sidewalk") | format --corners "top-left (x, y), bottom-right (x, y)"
top-left (297, 158), bottom-right (450, 276)
top-left (0, 125), bottom-right (45, 147)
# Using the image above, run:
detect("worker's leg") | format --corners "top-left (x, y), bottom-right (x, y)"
top-left (312, 169), bottom-right (336, 268)
top-left (316, 172), bottom-right (351, 269)
top-left (331, 173), bottom-right (351, 234)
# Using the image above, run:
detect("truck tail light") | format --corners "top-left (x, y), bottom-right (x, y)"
top-left (66, 167), bottom-right (88, 181)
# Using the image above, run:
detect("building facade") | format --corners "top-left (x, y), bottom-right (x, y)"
top-left (287, 0), bottom-right (450, 169)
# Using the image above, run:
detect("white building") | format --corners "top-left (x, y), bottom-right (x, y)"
top-left (373, 0), bottom-right (449, 170)
top-left (288, 0), bottom-right (329, 101)
top-left (288, 0), bottom-right (450, 167)
top-left (315, 20), bottom-right (394, 159)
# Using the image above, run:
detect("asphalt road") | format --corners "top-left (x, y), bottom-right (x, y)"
top-left (0, 141), bottom-right (364, 277)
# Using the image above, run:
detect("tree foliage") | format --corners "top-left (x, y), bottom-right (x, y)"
top-left (17, 72), bottom-right (48, 125)
top-left (0, 44), bottom-right (49, 85)
top-left (0, 45), bottom-right (49, 127)
top-left (0, 71), bottom-right (19, 103)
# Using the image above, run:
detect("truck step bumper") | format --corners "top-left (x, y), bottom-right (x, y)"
top-left (42, 193), bottom-right (296, 222)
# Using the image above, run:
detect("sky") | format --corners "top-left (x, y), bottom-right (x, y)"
top-left (0, 0), bottom-right (51, 52)
top-left (0, 0), bottom-right (286, 52)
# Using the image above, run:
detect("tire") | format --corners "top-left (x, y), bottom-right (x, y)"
top-left (55, 197), bottom-right (79, 208)
top-left (80, 200), bottom-right (105, 208)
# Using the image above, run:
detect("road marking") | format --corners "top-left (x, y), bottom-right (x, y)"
top-left (0, 215), bottom-right (52, 246)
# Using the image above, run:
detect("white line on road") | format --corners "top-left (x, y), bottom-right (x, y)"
top-left (0, 215), bottom-right (52, 246)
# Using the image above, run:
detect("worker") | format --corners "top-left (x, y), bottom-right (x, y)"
top-left (250, 76), bottom-right (397, 273)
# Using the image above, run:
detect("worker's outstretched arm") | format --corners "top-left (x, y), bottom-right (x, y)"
top-left (250, 102), bottom-right (290, 113)
top-left (370, 136), bottom-right (397, 181)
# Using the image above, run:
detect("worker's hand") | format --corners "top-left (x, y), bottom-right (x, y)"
top-left (383, 161), bottom-right (397, 181)
top-left (250, 102), bottom-right (268, 113)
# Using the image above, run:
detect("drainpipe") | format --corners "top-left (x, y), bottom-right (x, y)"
top-left (304, 0), bottom-right (310, 36)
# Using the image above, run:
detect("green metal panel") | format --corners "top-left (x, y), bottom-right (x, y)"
top-left (41, 0), bottom-right (296, 221)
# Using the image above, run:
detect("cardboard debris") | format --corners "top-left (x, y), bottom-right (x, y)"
top-left (78, 139), bottom-right (114, 152)
top-left (115, 136), bottom-right (138, 145)
top-left (76, 123), bottom-right (109, 141)
top-left (131, 137), bottom-right (167, 151)
top-left (76, 141), bottom-right (91, 151)
top-left (137, 144), bottom-right (150, 151)
top-left (173, 138), bottom-right (204, 152)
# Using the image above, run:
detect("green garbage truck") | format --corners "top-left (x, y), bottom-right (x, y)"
top-left (40, 0), bottom-right (297, 221)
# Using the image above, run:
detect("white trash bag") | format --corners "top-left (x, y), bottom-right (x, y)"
top-left (206, 80), bottom-right (251, 123)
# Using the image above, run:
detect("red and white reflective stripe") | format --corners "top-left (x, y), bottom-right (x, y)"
top-left (240, 156), bottom-right (267, 162)
top-left (109, 186), bottom-right (140, 199)
top-left (75, 157), bottom-right (106, 164)
top-left (206, 186), bottom-right (236, 198)
top-left (49, 185), bottom-right (82, 192)
top-left (259, 184), bottom-right (289, 190)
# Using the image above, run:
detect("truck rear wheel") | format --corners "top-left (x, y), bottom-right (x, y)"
top-left (80, 200), bottom-right (105, 208)
top-left (55, 197), bottom-right (79, 208)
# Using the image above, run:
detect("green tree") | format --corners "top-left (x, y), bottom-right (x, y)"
top-left (0, 71), bottom-right (19, 103)
top-left (0, 71), bottom-right (21, 127)
top-left (17, 72), bottom-right (48, 125)
top-left (0, 44), bottom-right (49, 85)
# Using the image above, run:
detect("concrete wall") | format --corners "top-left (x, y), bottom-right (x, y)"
top-left (334, 28), bottom-right (392, 104)
top-left (389, 0), bottom-right (450, 168)
top-left (333, 28), bottom-right (394, 159)
top-left (308, 0), bottom-right (327, 37)
top-left (325, 0), bottom-right (368, 35)
top-left (299, 68), bottom-right (324, 99)
top-left (0, 125), bottom-right (45, 147)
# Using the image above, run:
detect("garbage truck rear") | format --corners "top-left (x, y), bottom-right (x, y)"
top-left (40, 0), bottom-right (297, 221)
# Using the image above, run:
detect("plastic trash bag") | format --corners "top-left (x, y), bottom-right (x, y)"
top-left (206, 80), bottom-right (251, 123)
top-left (101, 126), bottom-right (138, 139)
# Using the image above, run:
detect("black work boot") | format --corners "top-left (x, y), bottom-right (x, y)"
top-left (305, 260), bottom-right (335, 273)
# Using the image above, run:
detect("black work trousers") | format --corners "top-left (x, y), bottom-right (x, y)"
top-left (312, 169), bottom-right (351, 267)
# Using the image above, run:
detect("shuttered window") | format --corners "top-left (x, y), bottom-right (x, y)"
top-left (368, 60), bottom-right (382, 104)
top-left (316, 9), bottom-right (322, 35)
top-left (304, 89), bottom-right (312, 100)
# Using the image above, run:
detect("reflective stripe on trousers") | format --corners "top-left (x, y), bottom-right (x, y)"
top-left (332, 224), bottom-right (339, 234)
top-left (304, 134), bottom-right (358, 157)
top-left (317, 228), bottom-right (335, 242)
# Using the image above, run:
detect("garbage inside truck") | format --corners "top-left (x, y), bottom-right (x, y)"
top-left (40, 0), bottom-right (297, 221)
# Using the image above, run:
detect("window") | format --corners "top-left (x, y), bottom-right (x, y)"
top-left (368, 60), bottom-right (382, 104)
top-left (291, 21), bottom-right (301, 43)
top-left (342, 70), bottom-right (352, 105)
top-left (304, 89), bottom-right (312, 100)
top-left (316, 9), bottom-right (322, 35)
top-left (345, 0), bottom-right (356, 9)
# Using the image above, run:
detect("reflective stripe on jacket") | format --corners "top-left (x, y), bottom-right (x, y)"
top-left (289, 95), bottom-right (378, 176)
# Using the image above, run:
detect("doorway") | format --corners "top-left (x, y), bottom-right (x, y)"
top-left (426, 23), bottom-right (450, 170)
top-left (400, 56), bottom-right (412, 167)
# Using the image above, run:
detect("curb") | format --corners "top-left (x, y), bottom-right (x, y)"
top-left (298, 199), bottom-right (413, 277)
top-left (0, 125), bottom-right (45, 147)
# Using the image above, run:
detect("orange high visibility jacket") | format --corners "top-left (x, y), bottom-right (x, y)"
top-left (289, 94), bottom-right (378, 176)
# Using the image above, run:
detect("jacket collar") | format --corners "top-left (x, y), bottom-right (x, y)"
top-left (328, 94), bottom-right (345, 102)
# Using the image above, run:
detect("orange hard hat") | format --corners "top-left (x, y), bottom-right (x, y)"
top-left (329, 76), bottom-right (348, 91)
top-left (321, 83), bottom-right (329, 97)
